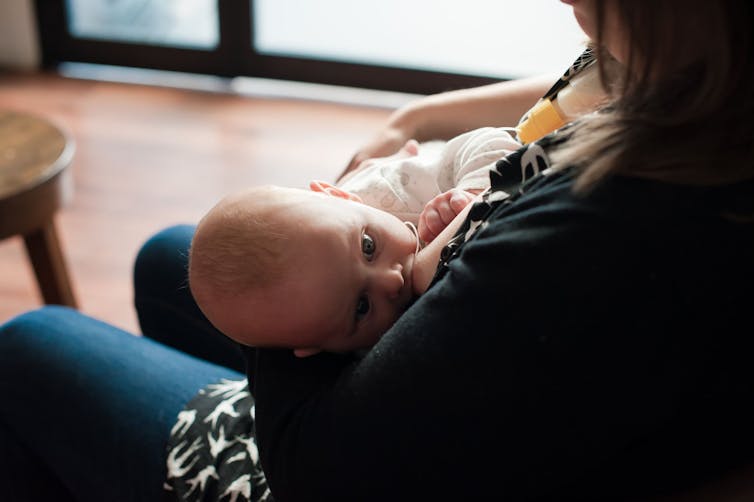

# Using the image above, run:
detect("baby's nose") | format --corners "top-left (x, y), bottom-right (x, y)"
top-left (377, 263), bottom-right (404, 299)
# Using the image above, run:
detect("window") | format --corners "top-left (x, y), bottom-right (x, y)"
top-left (66, 0), bottom-right (220, 50)
top-left (36, 0), bottom-right (586, 94)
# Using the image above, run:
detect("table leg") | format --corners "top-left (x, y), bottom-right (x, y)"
top-left (23, 221), bottom-right (78, 308)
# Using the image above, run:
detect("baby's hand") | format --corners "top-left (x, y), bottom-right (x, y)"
top-left (418, 189), bottom-right (477, 243)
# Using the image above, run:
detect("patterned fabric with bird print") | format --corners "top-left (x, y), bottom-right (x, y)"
top-left (163, 378), bottom-right (272, 502)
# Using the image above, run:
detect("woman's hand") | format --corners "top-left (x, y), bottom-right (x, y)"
top-left (338, 125), bottom-right (414, 182)
top-left (418, 188), bottom-right (478, 243)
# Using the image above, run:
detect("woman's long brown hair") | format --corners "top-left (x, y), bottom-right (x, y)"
top-left (551, 0), bottom-right (754, 191)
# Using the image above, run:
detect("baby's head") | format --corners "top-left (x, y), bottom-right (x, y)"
top-left (189, 184), bottom-right (419, 357)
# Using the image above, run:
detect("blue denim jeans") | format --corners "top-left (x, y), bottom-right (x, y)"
top-left (133, 224), bottom-right (246, 373)
top-left (0, 225), bottom-right (243, 502)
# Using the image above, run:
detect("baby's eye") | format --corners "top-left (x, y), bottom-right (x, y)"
top-left (356, 295), bottom-right (370, 320)
top-left (361, 232), bottom-right (376, 261)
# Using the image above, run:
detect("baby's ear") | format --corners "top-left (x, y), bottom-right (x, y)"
top-left (309, 180), bottom-right (363, 203)
top-left (293, 347), bottom-right (322, 358)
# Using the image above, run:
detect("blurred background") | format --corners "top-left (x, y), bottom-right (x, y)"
top-left (0, 0), bottom-right (584, 333)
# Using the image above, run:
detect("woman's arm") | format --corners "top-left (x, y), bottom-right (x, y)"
top-left (248, 172), bottom-right (754, 500)
top-left (340, 74), bottom-right (555, 179)
top-left (249, 176), bottom-right (646, 501)
top-left (396, 74), bottom-right (555, 143)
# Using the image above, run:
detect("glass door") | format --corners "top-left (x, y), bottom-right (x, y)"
top-left (36, 0), bottom-right (586, 94)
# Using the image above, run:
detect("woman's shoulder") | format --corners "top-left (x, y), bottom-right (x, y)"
top-left (485, 164), bottom-right (753, 246)
top-left (437, 154), bottom-right (754, 287)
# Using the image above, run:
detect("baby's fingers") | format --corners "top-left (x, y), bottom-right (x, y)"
top-left (436, 198), bottom-right (458, 226)
top-left (418, 199), bottom-right (453, 242)
top-left (448, 190), bottom-right (475, 213)
top-left (418, 208), bottom-right (442, 243)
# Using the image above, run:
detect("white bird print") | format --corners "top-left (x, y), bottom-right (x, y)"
top-left (206, 379), bottom-right (249, 399)
top-left (234, 435), bottom-right (259, 464)
top-left (171, 409), bottom-right (197, 437)
top-left (221, 474), bottom-right (251, 502)
top-left (208, 425), bottom-right (237, 458)
top-left (225, 451), bottom-right (247, 464)
top-left (184, 465), bottom-right (219, 497)
top-left (204, 392), bottom-right (248, 428)
top-left (253, 474), bottom-right (273, 502)
top-left (248, 471), bottom-right (272, 501)
top-left (519, 142), bottom-right (548, 181)
top-left (166, 437), bottom-right (202, 478)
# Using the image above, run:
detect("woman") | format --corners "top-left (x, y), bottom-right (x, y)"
top-left (1, 1), bottom-right (753, 500)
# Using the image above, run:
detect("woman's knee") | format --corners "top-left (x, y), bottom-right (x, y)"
top-left (0, 306), bottom-right (137, 391)
top-left (0, 306), bottom-right (98, 430)
top-left (134, 224), bottom-right (196, 298)
top-left (0, 306), bottom-right (79, 365)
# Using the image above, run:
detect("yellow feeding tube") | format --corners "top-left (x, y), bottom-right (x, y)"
top-left (516, 63), bottom-right (604, 145)
top-left (516, 99), bottom-right (568, 145)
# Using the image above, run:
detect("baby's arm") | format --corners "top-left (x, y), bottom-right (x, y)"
top-left (417, 188), bottom-right (481, 244)
top-left (412, 192), bottom-right (482, 295)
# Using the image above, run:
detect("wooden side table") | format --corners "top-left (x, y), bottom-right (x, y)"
top-left (0, 110), bottom-right (78, 307)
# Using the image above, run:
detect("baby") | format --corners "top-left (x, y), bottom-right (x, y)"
top-left (189, 184), bottom-right (476, 357)
top-left (189, 126), bottom-right (518, 356)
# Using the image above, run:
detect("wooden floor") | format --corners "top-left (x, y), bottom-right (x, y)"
top-left (0, 71), bottom-right (392, 333)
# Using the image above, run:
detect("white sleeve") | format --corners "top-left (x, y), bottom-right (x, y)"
top-left (337, 141), bottom-right (448, 225)
top-left (437, 127), bottom-right (521, 192)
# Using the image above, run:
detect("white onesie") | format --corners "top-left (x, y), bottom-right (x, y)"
top-left (337, 127), bottom-right (521, 224)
